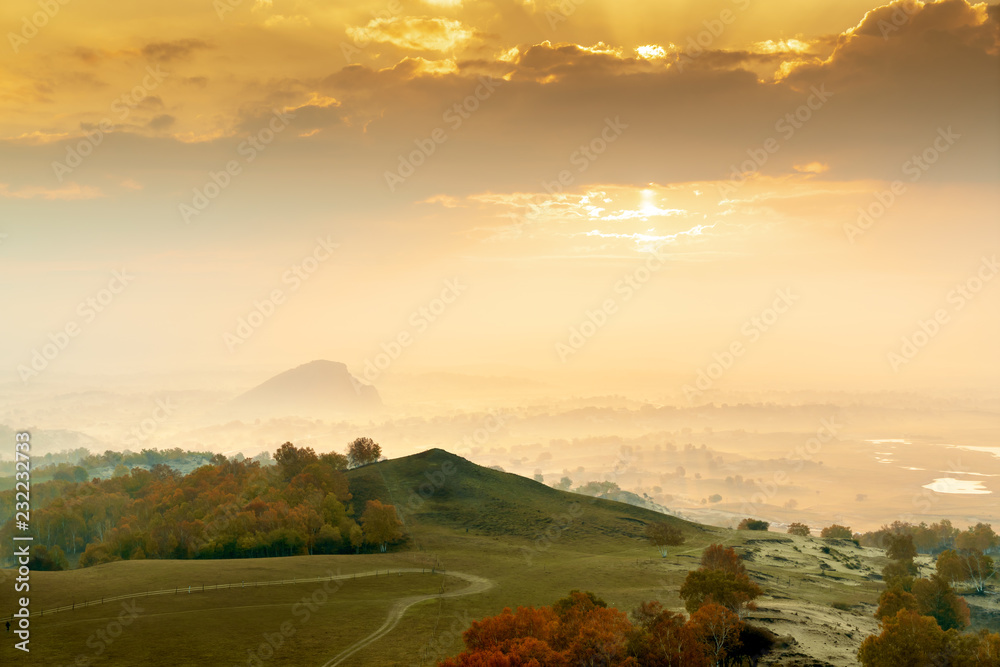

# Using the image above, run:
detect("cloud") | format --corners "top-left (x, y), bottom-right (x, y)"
top-left (346, 16), bottom-right (475, 52)
top-left (0, 182), bottom-right (104, 200)
top-left (147, 114), bottom-right (177, 131)
top-left (141, 39), bottom-right (211, 62)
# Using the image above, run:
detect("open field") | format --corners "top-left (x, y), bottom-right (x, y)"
top-left (2, 449), bottom-right (995, 666)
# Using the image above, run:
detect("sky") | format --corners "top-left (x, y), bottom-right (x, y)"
top-left (0, 0), bottom-right (998, 397)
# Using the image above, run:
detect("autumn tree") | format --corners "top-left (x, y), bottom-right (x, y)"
top-left (911, 575), bottom-right (970, 631)
top-left (700, 544), bottom-right (747, 578)
top-left (820, 524), bottom-right (853, 539)
top-left (680, 544), bottom-right (762, 621)
top-left (552, 591), bottom-right (634, 666)
top-left (680, 569), bottom-right (762, 619)
top-left (858, 610), bottom-right (945, 666)
top-left (645, 522), bottom-right (685, 557)
top-left (787, 522), bottom-right (810, 537)
top-left (347, 437), bottom-right (382, 468)
top-left (955, 522), bottom-right (998, 553)
top-left (885, 533), bottom-right (918, 562)
top-left (689, 603), bottom-right (742, 667)
top-left (320, 451), bottom-right (349, 471)
top-left (936, 548), bottom-right (966, 584)
top-left (874, 587), bottom-right (918, 622)
top-left (274, 441), bottom-right (319, 480)
top-left (937, 546), bottom-right (995, 594)
top-left (629, 601), bottom-right (708, 667)
top-left (360, 500), bottom-right (403, 552)
top-left (440, 605), bottom-right (565, 666)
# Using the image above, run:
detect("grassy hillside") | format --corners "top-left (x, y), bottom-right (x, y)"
top-left (346, 447), bottom-right (708, 542)
top-left (0, 448), bottom-right (906, 666)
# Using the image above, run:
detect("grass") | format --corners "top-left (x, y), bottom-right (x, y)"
top-left (0, 449), bottom-right (888, 666)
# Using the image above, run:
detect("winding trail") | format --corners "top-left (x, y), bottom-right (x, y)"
top-left (321, 569), bottom-right (495, 667)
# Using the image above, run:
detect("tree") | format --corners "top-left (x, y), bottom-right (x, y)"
top-left (274, 442), bottom-right (318, 480)
top-left (936, 549), bottom-right (966, 584)
top-left (911, 575), bottom-right (970, 631)
top-left (821, 524), bottom-right (853, 539)
top-left (28, 544), bottom-right (68, 571)
top-left (629, 601), bottom-right (708, 667)
top-left (955, 523), bottom-right (997, 553)
top-left (737, 518), bottom-right (769, 531)
top-left (552, 591), bottom-right (634, 666)
top-left (938, 547), bottom-right (995, 594)
top-left (347, 437), bottom-right (381, 468)
top-left (689, 603), bottom-right (742, 667)
top-left (885, 533), bottom-right (918, 562)
top-left (360, 500), bottom-right (403, 553)
top-left (700, 544), bottom-right (746, 577)
top-left (787, 522), bottom-right (810, 537)
top-left (553, 477), bottom-right (573, 491)
top-left (348, 524), bottom-right (364, 554)
top-left (858, 610), bottom-right (945, 666)
top-left (645, 522), bottom-right (685, 557)
top-left (320, 451), bottom-right (349, 471)
top-left (680, 569), bottom-right (762, 619)
top-left (441, 605), bottom-right (564, 666)
top-left (875, 587), bottom-right (918, 622)
top-left (728, 623), bottom-right (776, 667)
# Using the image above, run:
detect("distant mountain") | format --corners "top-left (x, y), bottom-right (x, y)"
top-left (232, 360), bottom-right (381, 417)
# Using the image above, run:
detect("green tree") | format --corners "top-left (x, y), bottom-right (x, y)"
top-left (821, 524), bottom-right (853, 539)
top-left (737, 518), bottom-right (769, 531)
top-left (645, 521), bottom-right (685, 557)
top-left (787, 522), bottom-right (810, 537)
top-left (360, 500), bottom-right (403, 553)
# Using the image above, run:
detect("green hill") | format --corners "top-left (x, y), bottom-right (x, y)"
top-left (346, 447), bottom-right (708, 543)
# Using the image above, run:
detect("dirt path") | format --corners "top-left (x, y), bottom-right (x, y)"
top-left (9, 567), bottom-right (457, 621)
top-left (321, 569), bottom-right (495, 667)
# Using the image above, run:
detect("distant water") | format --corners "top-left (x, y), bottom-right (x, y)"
top-left (865, 438), bottom-right (997, 495)
top-left (922, 478), bottom-right (992, 495)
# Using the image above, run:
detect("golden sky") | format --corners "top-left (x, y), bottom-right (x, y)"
top-left (1, 0), bottom-right (998, 396)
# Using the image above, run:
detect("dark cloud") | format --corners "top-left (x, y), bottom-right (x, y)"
top-left (147, 114), bottom-right (176, 130)
top-left (141, 39), bottom-right (210, 62)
